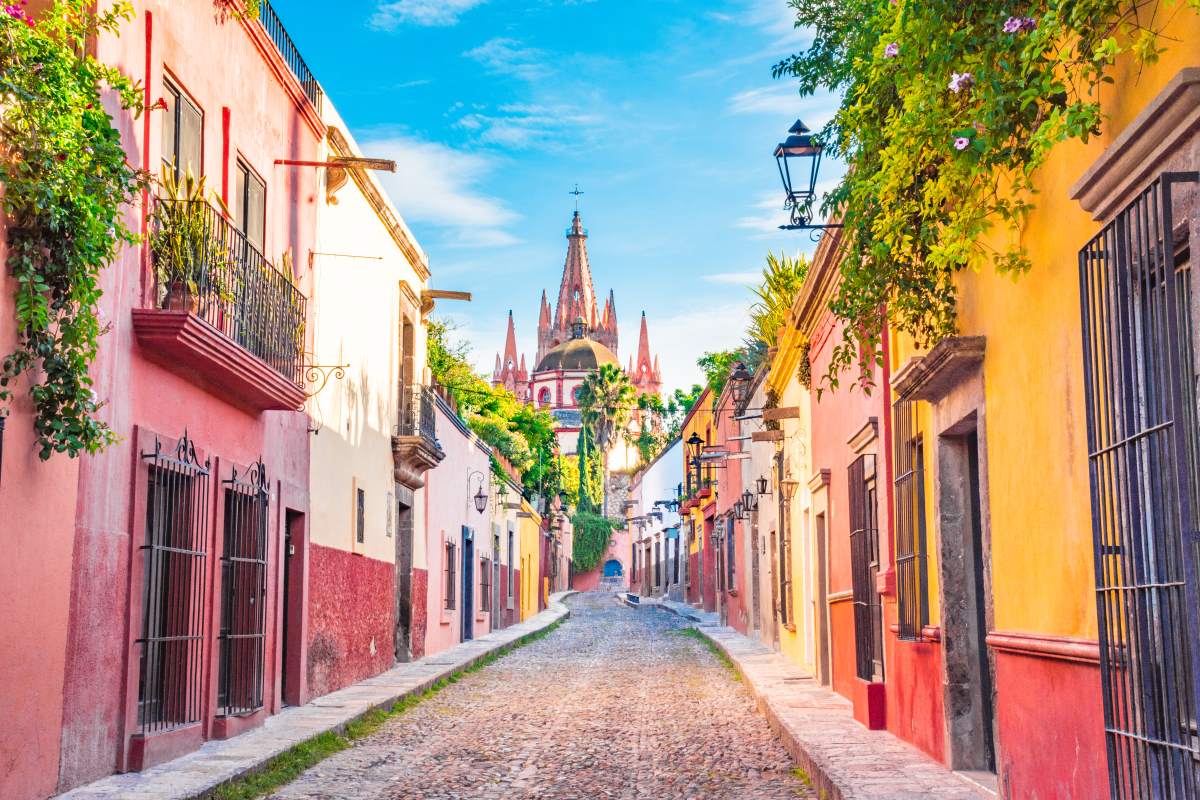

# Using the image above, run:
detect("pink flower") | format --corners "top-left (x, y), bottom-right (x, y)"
top-left (1003, 16), bottom-right (1037, 33)
top-left (954, 137), bottom-right (971, 151)
top-left (948, 71), bottom-right (974, 93)
top-left (884, 42), bottom-right (899, 58)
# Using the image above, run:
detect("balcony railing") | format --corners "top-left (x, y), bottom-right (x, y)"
top-left (397, 385), bottom-right (437, 443)
top-left (259, 0), bottom-right (323, 111)
top-left (150, 198), bottom-right (306, 386)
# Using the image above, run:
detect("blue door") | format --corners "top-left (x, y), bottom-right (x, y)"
top-left (461, 527), bottom-right (474, 642)
top-left (603, 559), bottom-right (623, 577)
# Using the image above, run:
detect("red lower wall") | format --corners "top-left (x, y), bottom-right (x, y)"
top-left (830, 599), bottom-right (856, 701)
top-left (306, 544), bottom-right (394, 699)
top-left (995, 652), bottom-right (1107, 799)
top-left (410, 567), bottom-right (428, 660)
top-left (886, 634), bottom-right (946, 763)
top-left (573, 567), bottom-right (601, 593)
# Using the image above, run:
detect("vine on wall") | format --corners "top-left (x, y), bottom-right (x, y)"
top-left (0, 1), bottom-right (145, 458)
top-left (774, 0), bottom-right (1200, 387)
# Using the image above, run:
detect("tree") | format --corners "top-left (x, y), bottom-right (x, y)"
top-left (699, 350), bottom-right (746, 398)
top-left (746, 252), bottom-right (809, 352)
top-left (662, 384), bottom-right (703, 440)
top-left (576, 363), bottom-right (636, 455)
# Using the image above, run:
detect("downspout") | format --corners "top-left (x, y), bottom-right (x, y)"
top-left (879, 312), bottom-right (898, 596)
top-left (0, 414), bottom-right (6, 488)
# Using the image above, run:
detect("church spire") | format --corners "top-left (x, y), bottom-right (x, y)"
top-left (554, 211), bottom-right (599, 332)
top-left (492, 310), bottom-right (529, 402)
top-left (630, 310), bottom-right (661, 396)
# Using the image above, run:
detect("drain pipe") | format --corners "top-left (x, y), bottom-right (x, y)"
top-left (0, 415), bottom-right (6, 489)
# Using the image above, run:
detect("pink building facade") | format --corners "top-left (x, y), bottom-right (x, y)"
top-left (2, 2), bottom-right (322, 795)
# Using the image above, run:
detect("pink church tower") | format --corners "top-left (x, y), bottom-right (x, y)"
top-left (536, 211), bottom-right (619, 363)
top-left (630, 311), bottom-right (662, 396)
top-left (492, 310), bottom-right (529, 402)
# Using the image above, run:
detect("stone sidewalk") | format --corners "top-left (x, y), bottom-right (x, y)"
top-left (56, 592), bottom-right (575, 800)
top-left (650, 599), bottom-right (991, 800)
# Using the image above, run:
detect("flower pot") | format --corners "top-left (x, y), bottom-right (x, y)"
top-left (164, 281), bottom-right (198, 313)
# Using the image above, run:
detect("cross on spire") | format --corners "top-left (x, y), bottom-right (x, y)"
top-left (569, 183), bottom-right (584, 213)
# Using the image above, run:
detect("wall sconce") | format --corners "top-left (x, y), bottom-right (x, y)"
top-left (469, 470), bottom-right (488, 514)
top-left (757, 476), bottom-right (770, 495)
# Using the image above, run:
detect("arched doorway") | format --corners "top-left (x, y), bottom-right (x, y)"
top-left (602, 559), bottom-right (623, 578)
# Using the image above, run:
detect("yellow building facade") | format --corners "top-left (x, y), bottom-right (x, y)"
top-left (519, 499), bottom-right (543, 621)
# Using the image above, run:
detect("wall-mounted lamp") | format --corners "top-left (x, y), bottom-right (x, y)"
top-left (469, 470), bottom-right (488, 514)
top-left (757, 476), bottom-right (771, 496)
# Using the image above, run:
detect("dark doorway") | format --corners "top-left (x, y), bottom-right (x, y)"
top-left (281, 510), bottom-right (305, 706)
top-left (815, 511), bottom-right (830, 686)
top-left (394, 486), bottom-right (415, 662)
top-left (461, 527), bottom-right (474, 642)
top-left (938, 420), bottom-right (997, 776)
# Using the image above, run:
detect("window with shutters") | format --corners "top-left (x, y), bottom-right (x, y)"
top-left (726, 516), bottom-right (736, 589)
top-left (894, 400), bottom-right (930, 640)
top-left (356, 488), bottom-right (365, 545)
top-left (1079, 172), bottom-right (1200, 798)
top-left (849, 453), bottom-right (885, 683)
top-left (480, 558), bottom-right (491, 613)
top-left (162, 79), bottom-right (202, 179)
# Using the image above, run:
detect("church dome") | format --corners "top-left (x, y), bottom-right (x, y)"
top-left (535, 335), bottom-right (619, 373)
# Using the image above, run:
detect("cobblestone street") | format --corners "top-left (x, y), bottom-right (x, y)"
top-left (270, 592), bottom-right (809, 800)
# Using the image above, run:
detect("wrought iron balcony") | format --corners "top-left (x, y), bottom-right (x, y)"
top-left (258, 0), bottom-right (323, 111)
top-left (392, 385), bottom-right (445, 490)
top-left (133, 197), bottom-right (308, 411)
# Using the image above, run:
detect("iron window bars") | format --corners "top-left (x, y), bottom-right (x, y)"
top-left (480, 558), bottom-right (492, 613)
top-left (1079, 171), bottom-right (1200, 799)
top-left (218, 460), bottom-right (269, 718)
top-left (137, 432), bottom-right (211, 736)
top-left (444, 541), bottom-right (456, 610)
top-left (849, 453), bottom-right (885, 683)
top-left (150, 197), bottom-right (307, 386)
top-left (258, 0), bottom-right (323, 111)
top-left (397, 385), bottom-right (438, 443)
top-left (776, 454), bottom-right (794, 626)
top-left (726, 515), bottom-right (736, 589)
top-left (894, 400), bottom-right (931, 641)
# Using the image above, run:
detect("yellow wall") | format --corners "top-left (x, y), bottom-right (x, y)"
top-left (681, 388), bottom-right (714, 556)
top-left (519, 501), bottom-right (542, 621)
top-left (942, 13), bottom-right (1200, 638)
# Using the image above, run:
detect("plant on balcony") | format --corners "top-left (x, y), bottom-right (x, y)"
top-left (774, 0), bottom-right (1200, 387)
top-left (149, 165), bottom-right (233, 312)
top-left (0, 1), bottom-right (147, 459)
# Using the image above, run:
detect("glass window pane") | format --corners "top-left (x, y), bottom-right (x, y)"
top-left (178, 96), bottom-right (202, 177)
top-left (161, 83), bottom-right (178, 174)
top-left (246, 170), bottom-right (266, 252)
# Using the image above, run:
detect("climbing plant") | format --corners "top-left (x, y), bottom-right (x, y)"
top-left (571, 509), bottom-right (619, 574)
top-left (774, 0), bottom-right (1200, 387)
top-left (0, 1), bottom-right (146, 459)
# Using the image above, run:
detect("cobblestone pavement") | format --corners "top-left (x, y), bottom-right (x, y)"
top-left (270, 592), bottom-right (811, 800)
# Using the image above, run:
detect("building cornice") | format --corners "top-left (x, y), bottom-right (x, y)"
top-left (327, 126), bottom-right (431, 281)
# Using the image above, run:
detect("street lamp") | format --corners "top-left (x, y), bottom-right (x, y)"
top-left (729, 361), bottom-right (752, 406)
top-left (469, 470), bottom-right (488, 514)
top-left (733, 499), bottom-right (744, 519)
top-left (774, 119), bottom-right (842, 233)
top-left (742, 489), bottom-right (755, 513)
top-left (757, 476), bottom-right (771, 496)
top-left (686, 432), bottom-right (704, 490)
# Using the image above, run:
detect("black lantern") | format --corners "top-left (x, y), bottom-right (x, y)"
top-left (729, 361), bottom-right (752, 406)
top-left (757, 476), bottom-right (770, 496)
top-left (474, 484), bottom-right (488, 514)
top-left (733, 499), bottom-right (744, 519)
top-left (774, 119), bottom-right (842, 233)
top-left (742, 489), bottom-right (755, 513)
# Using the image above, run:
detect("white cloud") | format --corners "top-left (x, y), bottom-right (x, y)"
top-left (453, 103), bottom-right (603, 149)
top-left (735, 192), bottom-right (790, 236)
top-left (703, 271), bottom-right (761, 285)
top-left (371, 0), bottom-right (488, 28)
top-left (728, 86), bottom-right (802, 116)
top-left (358, 134), bottom-right (520, 249)
top-left (463, 38), bottom-right (552, 82)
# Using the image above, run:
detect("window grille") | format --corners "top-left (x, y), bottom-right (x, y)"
top-left (356, 487), bottom-right (365, 544)
top-left (726, 517), bottom-right (736, 589)
top-left (444, 541), bottom-right (456, 610)
top-left (218, 460), bottom-right (268, 717)
top-left (507, 529), bottom-right (515, 599)
top-left (480, 558), bottom-right (491, 613)
top-left (849, 453), bottom-right (885, 682)
top-left (894, 400), bottom-right (930, 640)
top-left (137, 433), bottom-right (211, 735)
top-left (777, 455), bottom-right (794, 625)
top-left (1079, 172), bottom-right (1200, 798)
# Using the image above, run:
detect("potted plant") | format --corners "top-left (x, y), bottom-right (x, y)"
top-left (149, 165), bottom-right (232, 313)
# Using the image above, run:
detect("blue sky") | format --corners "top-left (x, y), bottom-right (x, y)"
top-left (286, 0), bottom-right (841, 392)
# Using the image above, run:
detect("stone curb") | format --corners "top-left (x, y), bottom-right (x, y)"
top-left (690, 624), bottom-right (990, 800)
top-left (57, 591), bottom-right (578, 800)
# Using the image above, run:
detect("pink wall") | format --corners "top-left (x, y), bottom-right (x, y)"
top-left (714, 389), bottom-right (751, 632)
top-left (54, 1), bottom-right (320, 789)
top-left (423, 401), bottom-right (492, 657)
top-left (808, 313), bottom-right (890, 710)
top-left (0, 240), bottom-right (82, 800)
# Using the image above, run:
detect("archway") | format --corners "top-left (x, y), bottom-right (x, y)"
top-left (602, 559), bottom-right (623, 578)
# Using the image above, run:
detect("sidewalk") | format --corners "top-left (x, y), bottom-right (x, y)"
top-left (57, 592), bottom-right (576, 800)
top-left (650, 601), bottom-right (990, 800)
